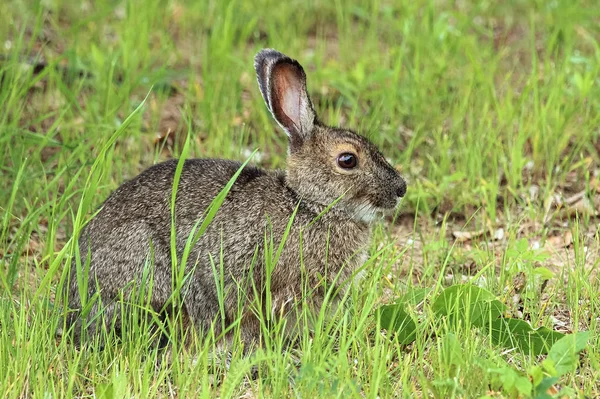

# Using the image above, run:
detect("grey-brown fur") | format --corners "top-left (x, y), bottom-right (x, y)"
top-left (64, 49), bottom-right (406, 348)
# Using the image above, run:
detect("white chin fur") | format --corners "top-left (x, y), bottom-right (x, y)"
top-left (396, 197), bottom-right (403, 208)
top-left (349, 199), bottom-right (403, 224)
top-left (349, 205), bottom-right (382, 223)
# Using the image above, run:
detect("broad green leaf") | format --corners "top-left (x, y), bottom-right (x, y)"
top-left (547, 331), bottom-right (589, 377)
top-left (400, 287), bottom-right (432, 305)
top-left (515, 238), bottom-right (529, 253)
top-left (488, 318), bottom-right (565, 355)
top-left (96, 371), bottom-right (128, 399)
top-left (469, 299), bottom-right (507, 328)
top-left (541, 358), bottom-right (557, 376)
top-left (529, 365), bottom-right (544, 387)
top-left (533, 267), bottom-right (554, 280)
top-left (432, 284), bottom-right (507, 328)
top-left (533, 377), bottom-right (558, 399)
top-left (377, 304), bottom-right (417, 345)
top-left (499, 367), bottom-right (517, 390)
top-left (439, 333), bottom-right (464, 367)
top-left (514, 376), bottom-right (533, 396)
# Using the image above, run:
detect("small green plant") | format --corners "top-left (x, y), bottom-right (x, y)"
top-left (378, 285), bottom-right (590, 398)
top-left (378, 284), bottom-right (566, 353)
top-left (483, 332), bottom-right (589, 399)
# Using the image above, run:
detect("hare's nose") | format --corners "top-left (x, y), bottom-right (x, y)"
top-left (396, 179), bottom-right (407, 198)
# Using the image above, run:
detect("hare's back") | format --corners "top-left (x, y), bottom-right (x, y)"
top-left (174, 158), bottom-right (295, 228)
top-left (85, 158), bottom-right (277, 237)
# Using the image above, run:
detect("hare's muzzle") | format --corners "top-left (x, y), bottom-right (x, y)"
top-left (396, 177), bottom-right (407, 198)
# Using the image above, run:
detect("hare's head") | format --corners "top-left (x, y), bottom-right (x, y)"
top-left (255, 49), bottom-right (406, 223)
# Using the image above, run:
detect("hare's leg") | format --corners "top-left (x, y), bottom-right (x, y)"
top-left (64, 279), bottom-right (122, 349)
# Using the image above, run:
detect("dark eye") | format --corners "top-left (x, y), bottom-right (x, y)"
top-left (337, 153), bottom-right (357, 169)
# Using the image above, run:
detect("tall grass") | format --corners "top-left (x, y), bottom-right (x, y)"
top-left (1, 0), bottom-right (599, 397)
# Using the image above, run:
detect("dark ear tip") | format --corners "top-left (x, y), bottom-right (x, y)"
top-left (255, 48), bottom-right (283, 59)
top-left (254, 48), bottom-right (295, 72)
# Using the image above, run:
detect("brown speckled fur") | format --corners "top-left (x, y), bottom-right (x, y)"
top-left (64, 49), bottom-right (406, 348)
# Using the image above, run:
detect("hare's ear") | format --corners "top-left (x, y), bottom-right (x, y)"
top-left (254, 49), bottom-right (316, 149)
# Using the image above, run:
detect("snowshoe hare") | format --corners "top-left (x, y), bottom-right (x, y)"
top-left (64, 49), bottom-right (407, 348)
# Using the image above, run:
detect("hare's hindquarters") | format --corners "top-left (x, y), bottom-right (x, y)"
top-left (65, 218), bottom-right (176, 346)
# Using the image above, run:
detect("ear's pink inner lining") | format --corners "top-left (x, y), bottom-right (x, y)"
top-left (274, 64), bottom-right (302, 131)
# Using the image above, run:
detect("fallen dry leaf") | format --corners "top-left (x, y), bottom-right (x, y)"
top-left (564, 190), bottom-right (587, 206)
top-left (452, 229), bottom-right (485, 242)
top-left (559, 196), bottom-right (597, 219)
top-left (545, 231), bottom-right (574, 250)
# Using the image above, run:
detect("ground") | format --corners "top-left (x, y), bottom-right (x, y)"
top-left (0, 0), bottom-right (599, 397)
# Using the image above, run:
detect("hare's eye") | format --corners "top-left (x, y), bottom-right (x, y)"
top-left (337, 153), bottom-right (357, 169)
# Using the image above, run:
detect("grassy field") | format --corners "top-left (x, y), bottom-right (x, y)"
top-left (1, 0), bottom-right (599, 397)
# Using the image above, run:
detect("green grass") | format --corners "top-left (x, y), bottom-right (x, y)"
top-left (1, 0), bottom-right (599, 397)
